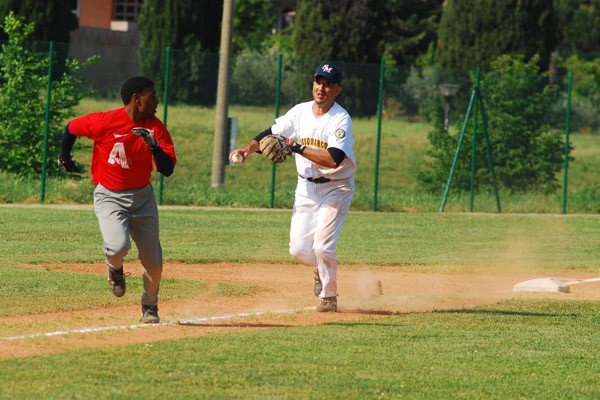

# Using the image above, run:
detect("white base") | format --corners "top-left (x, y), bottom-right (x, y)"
top-left (512, 278), bottom-right (571, 293)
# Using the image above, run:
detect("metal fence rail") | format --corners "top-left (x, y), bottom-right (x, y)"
top-left (0, 41), bottom-right (594, 213)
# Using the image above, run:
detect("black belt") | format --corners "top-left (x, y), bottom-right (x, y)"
top-left (300, 175), bottom-right (331, 184)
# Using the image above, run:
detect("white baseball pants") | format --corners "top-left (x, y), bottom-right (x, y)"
top-left (289, 177), bottom-right (354, 299)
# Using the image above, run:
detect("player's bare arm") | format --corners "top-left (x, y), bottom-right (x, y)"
top-left (228, 139), bottom-right (259, 163)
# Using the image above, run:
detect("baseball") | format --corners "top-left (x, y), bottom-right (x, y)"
top-left (232, 153), bottom-right (244, 164)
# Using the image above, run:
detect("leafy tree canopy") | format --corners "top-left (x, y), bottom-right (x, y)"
top-left (295, 0), bottom-right (442, 65)
top-left (0, 0), bottom-right (77, 42)
top-left (381, 0), bottom-right (443, 67)
top-left (233, 0), bottom-right (277, 53)
top-left (0, 12), bottom-right (95, 177)
top-left (295, 0), bottom-right (375, 64)
top-left (293, 0), bottom-right (442, 117)
top-left (435, 0), bottom-right (557, 71)
top-left (139, 0), bottom-right (222, 52)
top-left (554, 0), bottom-right (600, 58)
top-left (419, 54), bottom-right (565, 194)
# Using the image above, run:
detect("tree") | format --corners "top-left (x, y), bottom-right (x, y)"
top-left (0, 0), bottom-right (77, 42)
top-left (139, 0), bottom-right (222, 52)
top-left (0, 12), bottom-right (95, 177)
top-left (295, 0), bottom-right (442, 66)
top-left (419, 55), bottom-right (565, 194)
top-left (293, 0), bottom-right (383, 117)
top-left (435, 0), bottom-right (558, 71)
top-left (293, 0), bottom-right (442, 116)
top-left (554, 0), bottom-right (600, 58)
top-left (0, 0), bottom-right (78, 82)
top-left (295, 0), bottom-right (384, 64)
top-left (381, 0), bottom-right (443, 67)
top-left (379, 0), bottom-right (444, 121)
top-left (138, 0), bottom-right (223, 105)
top-left (233, 0), bottom-right (277, 53)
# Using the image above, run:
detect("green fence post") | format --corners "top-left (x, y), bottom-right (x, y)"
top-left (373, 58), bottom-right (385, 212)
top-left (269, 54), bottom-right (283, 209)
top-left (562, 72), bottom-right (573, 214)
top-left (440, 69), bottom-right (479, 212)
top-left (469, 66), bottom-right (481, 212)
top-left (40, 41), bottom-right (54, 204)
top-left (159, 47), bottom-right (171, 205)
top-left (478, 96), bottom-right (501, 213)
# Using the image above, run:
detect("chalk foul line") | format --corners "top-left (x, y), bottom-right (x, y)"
top-left (0, 307), bottom-right (315, 341)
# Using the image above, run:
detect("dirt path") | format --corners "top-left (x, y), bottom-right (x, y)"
top-left (2, 262), bottom-right (599, 359)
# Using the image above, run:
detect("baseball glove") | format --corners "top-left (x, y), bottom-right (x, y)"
top-left (259, 134), bottom-right (292, 164)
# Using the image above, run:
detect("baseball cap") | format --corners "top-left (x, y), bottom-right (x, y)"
top-left (314, 63), bottom-right (342, 85)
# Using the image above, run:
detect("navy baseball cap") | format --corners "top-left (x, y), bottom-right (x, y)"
top-left (314, 63), bottom-right (342, 85)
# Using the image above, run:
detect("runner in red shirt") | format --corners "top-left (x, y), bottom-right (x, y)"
top-left (59, 76), bottom-right (177, 323)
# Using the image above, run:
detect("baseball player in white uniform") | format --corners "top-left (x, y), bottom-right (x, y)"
top-left (230, 63), bottom-right (355, 312)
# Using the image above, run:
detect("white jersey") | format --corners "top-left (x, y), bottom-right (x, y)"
top-left (271, 100), bottom-right (355, 180)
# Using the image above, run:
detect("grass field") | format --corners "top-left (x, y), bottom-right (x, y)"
top-left (1, 205), bottom-right (600, 398)
top-left (2, 99), bottom-right (600, 213)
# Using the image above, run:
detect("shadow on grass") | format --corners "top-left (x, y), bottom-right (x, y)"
top-left (435, 309), bottom-right (563, 317)
top-left (177, 322), bottom-right (291, 328)
top-left (333, 308), bottom-right (562, 318)
top-left (338, 309), bottom-right (408, 316)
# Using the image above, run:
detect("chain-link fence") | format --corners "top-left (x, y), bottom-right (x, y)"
top-left (0, 40), bottom-right (598, 213)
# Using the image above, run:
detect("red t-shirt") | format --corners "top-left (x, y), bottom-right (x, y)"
top-left (69, 108), bottom-right (177, 190)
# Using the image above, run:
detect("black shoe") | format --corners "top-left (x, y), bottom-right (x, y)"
top-left (142, 305), bottom-right (160, 324)
top-left (313, 268), bottom-right (322, 297)
top-left (316, 296), bottom-right (337, 312)
top-left (108, 267), bottom-right (126, 297)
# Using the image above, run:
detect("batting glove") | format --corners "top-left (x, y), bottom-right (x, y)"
top-left (133, 127), bottom-right (158, 149)
top-left (58, 155), bottom-right (80, 173)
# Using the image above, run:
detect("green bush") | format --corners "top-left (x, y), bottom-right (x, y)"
top-left (0, 12), bottom-right (96, 177)
top-left (569, 96), bottom-right (600, 133)
top-left (419, 54), bottom-right (567, 194)
top-left (557, 54), bottom-right (600, 133)
top-left (231, 50), bottom-right (280, 106)
top-left (401, 66), bottom-right (441, 120)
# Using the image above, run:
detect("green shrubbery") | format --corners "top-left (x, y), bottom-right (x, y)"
top-left (419, 54), bottom-right (567, 194)
top-left (231, 50), bottom-right (281, 106)
top-left (0, 12), bottom-right (95, 177)
top-left (559, 54), bottom-right (600, 132)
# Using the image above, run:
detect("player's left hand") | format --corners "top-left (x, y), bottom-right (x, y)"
top-left (58, 155), bottom-right (80, 173)
top-left (259, 134), bottom-right (293, 163)
top-left (133, 127), bottom-right (158, 149)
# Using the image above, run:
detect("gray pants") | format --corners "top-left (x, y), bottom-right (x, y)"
top-left (93, 183), bottom-right (162, 306)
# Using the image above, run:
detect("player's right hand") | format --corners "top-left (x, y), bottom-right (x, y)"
top-left (58, 156), bottom-right (80, 173)
top-left (133, 127), bottom-right (158, 149)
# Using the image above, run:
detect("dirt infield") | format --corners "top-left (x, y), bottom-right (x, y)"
top-left (2, 262), bottom-right (599, 359)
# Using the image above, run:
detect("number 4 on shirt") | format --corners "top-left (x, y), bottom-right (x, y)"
top-left (108, 142), bottom-right (130, 169)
